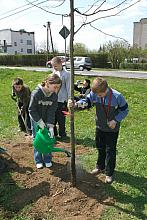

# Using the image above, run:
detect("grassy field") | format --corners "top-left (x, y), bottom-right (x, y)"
top-left (0, 68), bottom-right (147, 220)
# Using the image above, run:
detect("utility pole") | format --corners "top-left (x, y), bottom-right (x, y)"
top-left (69, 0), bottom-right (76, 187)
top-left (48, 22), bottom-right (55, 55)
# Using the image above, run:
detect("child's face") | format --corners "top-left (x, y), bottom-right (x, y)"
top-left (83, 80), bottom-right (88, 87)
top-left (14, 84), bottom-right (23, 92)
top-left (52, 62), bottom-right (62, 71)
top-left (45, 83), bottom-right (61, 94)
top-left (97, 90), bottom-right (107, 98)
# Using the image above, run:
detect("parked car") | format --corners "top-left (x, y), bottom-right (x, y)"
top-left (46, 56), bottom-right (68, 68)
top-left (63, 56), bottom-right (92, 71)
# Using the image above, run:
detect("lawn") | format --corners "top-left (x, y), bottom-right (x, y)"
top-left (0, 68), bottom-right (147, 220)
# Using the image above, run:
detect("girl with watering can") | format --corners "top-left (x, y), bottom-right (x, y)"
top-left (29, 74), bottom-right (62, 169)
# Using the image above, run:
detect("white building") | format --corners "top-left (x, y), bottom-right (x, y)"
top-left (133, 18), bottom-right (147, 49)
top-left (0, 29), bottom-right (35, 55)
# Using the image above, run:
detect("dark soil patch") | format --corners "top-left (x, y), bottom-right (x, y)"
top-left (0, 134), bottom-right (114, 220)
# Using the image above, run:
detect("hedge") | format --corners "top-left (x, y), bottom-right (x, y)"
top-left (0, 53), bottom-right (110, 68)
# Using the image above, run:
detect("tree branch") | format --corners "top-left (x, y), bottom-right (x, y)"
top-left (74, 0), bottom-right (141, 34)
top-left (75, 0), bottom-right (128, 17)
top-left (90, 24), bottom-right (128, 42)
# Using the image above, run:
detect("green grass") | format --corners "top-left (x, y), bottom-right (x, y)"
top-left (0, 69), bottom-right (147, 219)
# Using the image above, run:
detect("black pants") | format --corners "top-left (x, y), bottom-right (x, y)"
top-left (96, 128), bottom-right (119, 176)
top-left (54, 102), bottom-right (67, 137)
top-left (17, 102), bottom-right (31, 133)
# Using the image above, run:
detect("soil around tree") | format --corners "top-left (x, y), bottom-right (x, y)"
top-left (0, 133), bottom-right (115, 220)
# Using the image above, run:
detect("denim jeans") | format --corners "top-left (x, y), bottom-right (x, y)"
top-left (31, 119), bottom-right (52, 165)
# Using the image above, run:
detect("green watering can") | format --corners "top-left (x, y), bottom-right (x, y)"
top-left (33, 127), bottom-right (71, 157)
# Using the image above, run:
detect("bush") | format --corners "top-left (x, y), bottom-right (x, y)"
top-left (121, 62), bottom-right (147, 70)
top-left (0, 54), bottom-right (54, 67)
top-left (0, 53), bottom-right (111, 68)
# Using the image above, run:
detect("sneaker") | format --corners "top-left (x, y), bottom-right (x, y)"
top-left (45, 162), bottom-right (52, 168)
top-left (105, 175), bottom-right (113, 184)
top-left (36, 163), bottom-right (43, 169)
top-left (90, 168), bottom-right (105, 175)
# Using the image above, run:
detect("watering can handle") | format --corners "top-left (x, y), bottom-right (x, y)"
top-left (36, 125), bottom-right (45, 133)
top-left (36, 125), bottom-right (52, 137)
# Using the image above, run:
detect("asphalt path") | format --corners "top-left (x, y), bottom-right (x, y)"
top-left (0, 66), bottom-right (147, 79)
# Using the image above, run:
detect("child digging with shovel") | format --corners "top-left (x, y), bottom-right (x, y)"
top-left (11, 77), bottom-right (32, 135)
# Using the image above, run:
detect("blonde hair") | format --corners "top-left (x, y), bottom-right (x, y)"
top-left (51, 56), bottom-right (62, 65)
top-left (92, 77), bottom-right (108, 93)
top-left (41, 74), bottom-right (62, 87)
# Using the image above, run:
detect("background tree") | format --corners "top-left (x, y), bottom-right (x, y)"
top-left (105, 40), bottom-right (129, 69)
top-left (72, 43), bottom-right (89, 55)
top-left (127, 46), bottom-right (143, 62)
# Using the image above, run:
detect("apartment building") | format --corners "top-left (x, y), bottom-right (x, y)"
top-left (133, 18), bottom-right (147, 49)
top-left (0, 29), bottom-right (35, 55)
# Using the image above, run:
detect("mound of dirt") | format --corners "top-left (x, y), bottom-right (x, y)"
top-left (0, 134), bottom-right (114, 220)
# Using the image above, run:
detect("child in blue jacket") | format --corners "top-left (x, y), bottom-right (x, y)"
top-left (69, 77), bottom-right (129, 183)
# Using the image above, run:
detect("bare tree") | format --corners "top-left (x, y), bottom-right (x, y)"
top-left (73, 0), bottom-right (141, 38)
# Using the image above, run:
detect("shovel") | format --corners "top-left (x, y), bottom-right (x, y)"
top-left (17, 104), bottom-right (30, 134)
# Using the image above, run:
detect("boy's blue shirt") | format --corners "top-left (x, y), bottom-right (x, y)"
top-left (83, 88), bottom-right (129, 132)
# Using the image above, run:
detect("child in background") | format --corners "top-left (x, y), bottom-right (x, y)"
top-left (11, 77), bottom-right (31, 134)
top-left (51, 56), bottom-right (71, 140)
top-left (74, 79), bottom-right (91, 101)
top-left (68, 77), bottom-right (129, 184)
top-left (29, 74), bottom-right (62, 169)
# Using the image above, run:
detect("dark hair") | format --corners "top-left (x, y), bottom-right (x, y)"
top-left (13, 77), bottom-right (23, 86)
top-left (92, 77), bottom-right (108, 93)
top-left (85, 79), bottom-right (91, 88)
top-left (41, 74), bottom-right (62, 87)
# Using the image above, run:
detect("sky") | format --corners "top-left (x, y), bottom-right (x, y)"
top-left (0, 0), bottom-right (147, 52)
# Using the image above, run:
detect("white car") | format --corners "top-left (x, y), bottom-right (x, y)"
top-left (63, 56), bottom-right (92, 71)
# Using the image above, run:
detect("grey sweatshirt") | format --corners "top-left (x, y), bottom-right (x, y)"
top-left (53, 68), bottom-right (71, 103)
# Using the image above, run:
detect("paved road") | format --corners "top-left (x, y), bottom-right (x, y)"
top-left (0, 66), bottom-right (147, 79)
top-left (77, 70), bottom-right (147, 79)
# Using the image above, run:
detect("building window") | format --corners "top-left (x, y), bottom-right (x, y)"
top-left (27, 49), bottom-right (32, 54)
top-left (21, 48), bottom-right (23, 52)
top-left (15, 51), bottom-right (17, 54)
top-left (20, 39), bottom-right (23, 43)
top-left (14, 42), bottom-right (17, 46)
top-left (27, 40), bottom-right (32, 45)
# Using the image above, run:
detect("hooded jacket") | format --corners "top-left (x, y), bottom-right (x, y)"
top-left (29, 85), bottom-right (58, 125)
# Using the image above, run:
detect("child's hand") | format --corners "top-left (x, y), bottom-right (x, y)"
top-left (38, 119), bottom-right (45, 130)
top-left (76, 100), bottom-right (88, 109)
top-left (48, 127), bottom-right (54, 138)
top-left (67, 99), bottom-right (75, 108)
top-left (107, 120), bottom-right (117, 129)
